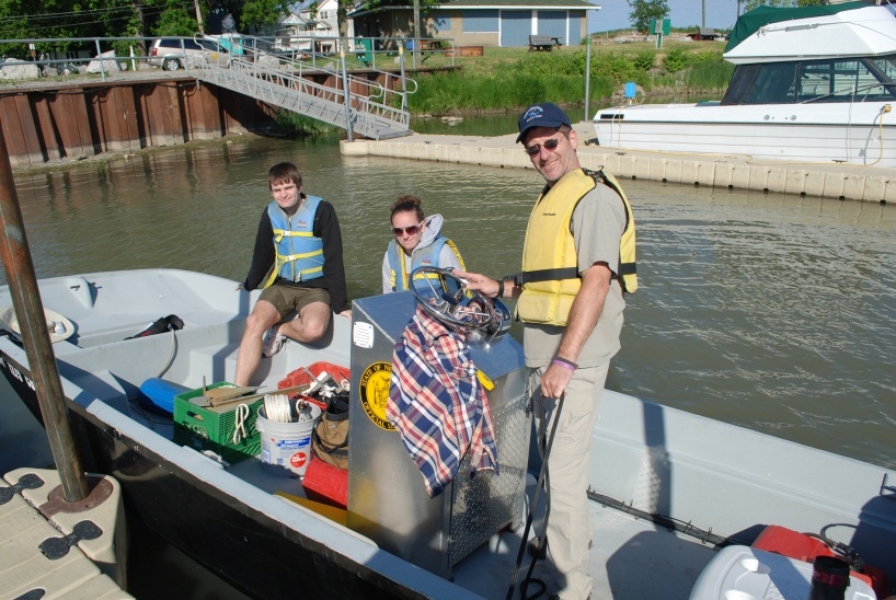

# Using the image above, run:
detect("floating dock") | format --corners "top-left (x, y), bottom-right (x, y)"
top-left (342, 122), bottom-right (896, 204)
top-left (0, 468), bottom-right (131, 599)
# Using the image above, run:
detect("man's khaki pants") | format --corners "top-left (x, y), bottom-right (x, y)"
top-left (529, 362), bottom-right (609, 600)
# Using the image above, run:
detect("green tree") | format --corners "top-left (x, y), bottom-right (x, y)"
top-left (627, 0), bottom-right (669, 34)
top-left (0, 0), bottom-right (157, 56)
top-left (151, 0), bottom-right (198, 35)
top-left (239, 0), bottom-right (290, 30)
top-left (0, 0), bottom-right (111, 39)
top-left (209, 0), bottom-right (289, 32)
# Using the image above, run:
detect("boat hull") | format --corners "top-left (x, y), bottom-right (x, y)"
top-left (593, 103), bottom-right (896, 167)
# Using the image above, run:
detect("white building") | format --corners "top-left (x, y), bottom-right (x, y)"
top-left (277, 0), bottom-right (355, 53)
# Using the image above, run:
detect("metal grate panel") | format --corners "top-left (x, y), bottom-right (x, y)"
top-left (448, 390), bottom-right (531, 567)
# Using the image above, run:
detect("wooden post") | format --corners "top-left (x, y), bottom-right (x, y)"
top-left (412, 0), bottom-right (421, 65)
top-left (584, 36), bottom-right (591, 122)
top-left (0, 122), bottom-right (90, 502)
top-left (194, 0), bottom-right (205, 34)
top-left (340, 49), bottom-right (354, 142)
top-left (399, 44), bottom-right (407, 113)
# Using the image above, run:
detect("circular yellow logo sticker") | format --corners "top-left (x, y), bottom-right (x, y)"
top-left (360, 362), bottom-right (395, 431)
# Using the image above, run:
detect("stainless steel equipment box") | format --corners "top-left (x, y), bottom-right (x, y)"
top-left (347, 292), bottom-right (529, 578)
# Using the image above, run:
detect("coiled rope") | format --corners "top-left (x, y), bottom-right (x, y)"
top-left (263, 393), bottom-right (293, 423)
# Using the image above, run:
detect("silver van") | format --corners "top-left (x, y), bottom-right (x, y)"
top-left (148, 37), bottom-right (229, 70)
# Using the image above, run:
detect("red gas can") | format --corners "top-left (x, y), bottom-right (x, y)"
top-left (302, 457), bottom-right (348, 509)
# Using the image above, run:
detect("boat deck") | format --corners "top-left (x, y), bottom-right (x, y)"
top-left (130, 403), bottom-right (718, 599)
top-left (225, 437), bottom-right (718, 599)
top-left (454, 497), bottom-right (717, 599)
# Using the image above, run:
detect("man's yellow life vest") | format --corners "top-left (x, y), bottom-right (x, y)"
top-left (516, 168), bottom-right (637, 327)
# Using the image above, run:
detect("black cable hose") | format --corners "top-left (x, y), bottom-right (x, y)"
top-left (506, 393), bottom-right (564, 600)
top-left (520, 400), bottom-right (554, 600)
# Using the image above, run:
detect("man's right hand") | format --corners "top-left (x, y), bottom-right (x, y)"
top-left (453, 270), bottom-right (500, 299)
top-left (541, 362), bottom-right (574, 399)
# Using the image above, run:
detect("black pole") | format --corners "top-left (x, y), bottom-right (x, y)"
top-left (0, 123), bottom-right (89, 502)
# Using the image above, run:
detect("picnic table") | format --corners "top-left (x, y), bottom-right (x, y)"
top-left (528, 35), bottom-right (562, 51)
top-left (405, 39), bottom-right (443, 62)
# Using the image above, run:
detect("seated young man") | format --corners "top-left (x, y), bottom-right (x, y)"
top-left (234, 162), bottom-right (351, 387)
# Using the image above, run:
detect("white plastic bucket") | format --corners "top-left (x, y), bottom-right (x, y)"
top-left (255, 404), bottom-right (321, 477)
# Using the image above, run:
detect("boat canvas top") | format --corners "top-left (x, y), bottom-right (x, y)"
top-left (724, 3), bottom-right (896, 64)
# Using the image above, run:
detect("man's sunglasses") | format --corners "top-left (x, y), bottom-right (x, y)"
top-left (525, 137), bottom-right (560, 156)
top-left (393, 224), bottom-right (421, 236)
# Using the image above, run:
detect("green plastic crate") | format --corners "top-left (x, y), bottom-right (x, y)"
top-left (173, 382), bottom-right (263, 464)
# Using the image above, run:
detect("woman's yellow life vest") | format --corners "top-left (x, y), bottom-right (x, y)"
top-left (387, 236), bottom-right (465, 292)
top-left (516, 168), bottom-right (637, 327)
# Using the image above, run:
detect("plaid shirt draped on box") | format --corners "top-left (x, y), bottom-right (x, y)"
top-left (388, 305), bottom-right (499, 498)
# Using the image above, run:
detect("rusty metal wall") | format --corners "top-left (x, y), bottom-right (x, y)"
top-left (0, 79), bottom-right (278, 169)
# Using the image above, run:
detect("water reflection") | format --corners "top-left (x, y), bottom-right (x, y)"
top-left (411, 113), bottom-right (520, 136)
top-left (7, 136), bottom-right (896, 469)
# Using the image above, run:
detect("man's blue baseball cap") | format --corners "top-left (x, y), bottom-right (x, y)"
top-left (516, 102), bottom-right (572, 143)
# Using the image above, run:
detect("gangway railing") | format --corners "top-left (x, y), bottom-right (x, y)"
top-left (192, 53), bottom-right (413, 140)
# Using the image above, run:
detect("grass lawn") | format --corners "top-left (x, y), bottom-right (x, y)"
top-left (401, 35), bottom-right (728, 77)
top-left (393, 35), bottom-right (731, 115)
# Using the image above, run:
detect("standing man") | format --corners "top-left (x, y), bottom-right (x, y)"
top-left (456, 102), bottom-right (636, 600)
top-left (234, 162), bottom-right (351, 387)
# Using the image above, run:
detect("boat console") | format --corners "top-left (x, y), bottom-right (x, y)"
top-left (347, 271), bottom-right (529, 578)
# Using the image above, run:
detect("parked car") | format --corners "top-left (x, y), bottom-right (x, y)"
top-left (148, 37), bottom-right (229, 71)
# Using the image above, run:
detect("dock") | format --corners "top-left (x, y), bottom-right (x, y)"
top-left (0, 468), bottom-right (131, 599)
top-left (341, 121), bottom-right (896, 204)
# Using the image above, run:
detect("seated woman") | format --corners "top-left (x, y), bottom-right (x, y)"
top-left (382, 196), bottom-right (465, 293)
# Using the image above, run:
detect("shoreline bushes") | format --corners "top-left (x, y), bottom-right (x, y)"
top-left (408, 46), bottom-right (733, 115)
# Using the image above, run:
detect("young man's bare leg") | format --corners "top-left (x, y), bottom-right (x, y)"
top-left (279, 301), bottom-right (330, 344)
top-left (234, 300), bottom-right (281, 387)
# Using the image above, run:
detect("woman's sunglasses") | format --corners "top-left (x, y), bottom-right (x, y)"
top-left (393, 224), bottom-right (421, 236)
top-left (525, 137), bottom-right (560, 156)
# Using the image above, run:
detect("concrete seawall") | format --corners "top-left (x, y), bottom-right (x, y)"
top-left (341, 121), bottom-right (896, 204)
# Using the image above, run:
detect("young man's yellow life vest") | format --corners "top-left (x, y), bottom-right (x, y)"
top-left (516, 168), bottom-right (637, 327)
top-left (263, 196), bottom-right (325, 289)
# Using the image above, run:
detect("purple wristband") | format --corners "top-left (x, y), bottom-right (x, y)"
top-left (551, 358), bottom-right (577, 372)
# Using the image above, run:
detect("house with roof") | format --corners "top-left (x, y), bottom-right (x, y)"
top-left (257, 0), bottom-right (354, 53)
top-left (350, 0), bottom-right (599, 48)
top-left (292, 0), bottom-right (344, 37)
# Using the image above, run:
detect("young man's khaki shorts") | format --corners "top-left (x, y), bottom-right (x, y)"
top-left (259, 285), bottom-right (331, 319)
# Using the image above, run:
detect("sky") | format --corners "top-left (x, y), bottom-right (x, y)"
top-left (589, 0), bottom-right (742, 33)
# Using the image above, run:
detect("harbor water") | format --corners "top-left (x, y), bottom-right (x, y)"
top-left (1, 130), bottom-right (894, 597)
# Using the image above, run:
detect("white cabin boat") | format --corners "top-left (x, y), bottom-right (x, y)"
top-left (1, 269), bottom-right (894, 599)
top-left (593, 2), bottom-right (896, 168)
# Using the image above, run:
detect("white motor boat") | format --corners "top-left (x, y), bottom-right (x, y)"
top-left (593, 2), bottom-right (896, 168)
top-left (1, 268), bottom-right (894, 599)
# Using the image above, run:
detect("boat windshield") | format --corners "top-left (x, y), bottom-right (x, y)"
top-left (721, 53), bottom-right (896, 105)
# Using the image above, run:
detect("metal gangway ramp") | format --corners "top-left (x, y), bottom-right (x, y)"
top-left (193, 55), bottom-right (413, 140)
